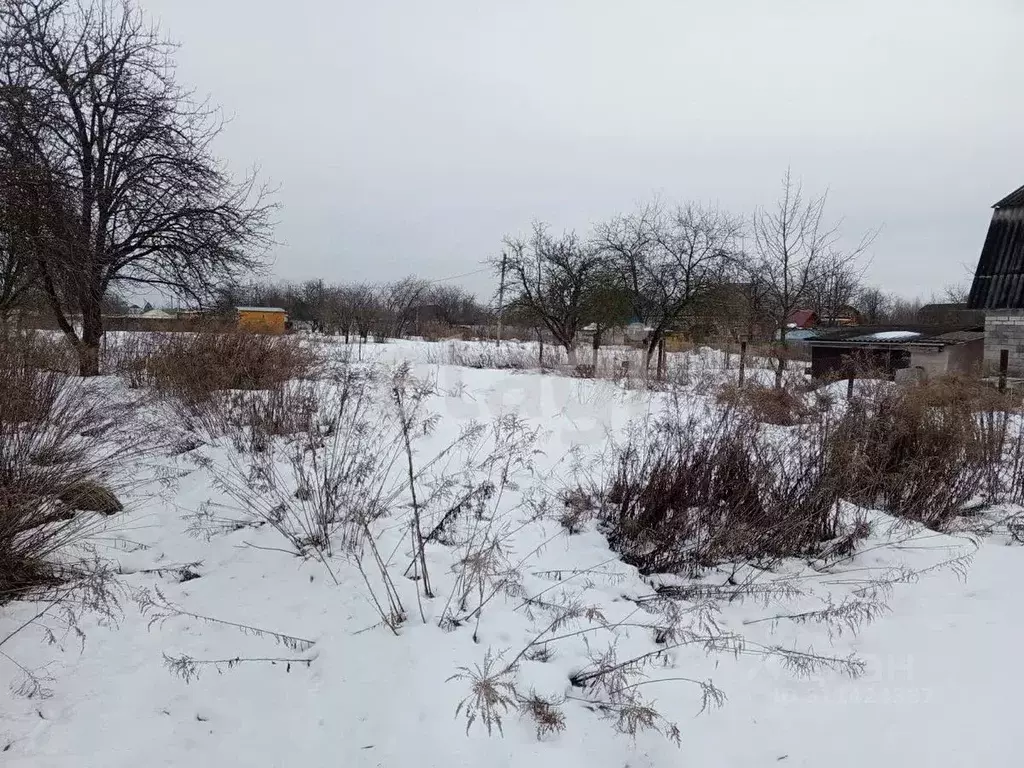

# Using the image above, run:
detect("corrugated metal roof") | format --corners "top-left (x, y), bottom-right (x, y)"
top-left (930, 330), bottom-right (986, 343)
top-left (994, 184), bottom-right (1024, 209)
top-left (806, 324), bottom-right (983, 347)
top-left (968, 206), bottom-right (1024, 309)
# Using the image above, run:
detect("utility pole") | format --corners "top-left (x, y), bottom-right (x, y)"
top-left (496, 251), bottom-right (507, 346)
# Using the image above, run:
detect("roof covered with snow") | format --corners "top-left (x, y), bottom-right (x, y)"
top-left (236, 306), bottom-right (287, 313)
top-left (853, 330), bottom-right (921, 342)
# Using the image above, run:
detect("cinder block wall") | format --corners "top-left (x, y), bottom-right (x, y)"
top-left (985, 311), bottom-right (1024, 375)
top-left (909, 347), bottom-right (950, 378)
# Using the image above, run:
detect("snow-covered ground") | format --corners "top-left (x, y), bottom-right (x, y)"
top-left (2, 339), bottom-right (1020, 766)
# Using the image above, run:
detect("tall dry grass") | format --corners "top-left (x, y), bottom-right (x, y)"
top-left (106, 330), bottom-right (321, 403)
top-left (0, 331), bottom-right (139, 603)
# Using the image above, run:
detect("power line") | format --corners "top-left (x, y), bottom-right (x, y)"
top-left (425, 266), bottom-right (492, 285)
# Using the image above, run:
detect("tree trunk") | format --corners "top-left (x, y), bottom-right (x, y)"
top-left (565, 343), bottom-right (577, 366)
top-left (644, 330), bottom-right (661, 372)
top-left (592, 325), bottom-right (601, 369)
top-left (78, 299), bottom-right (103, 377)
top-left (774, 351), bottom-right (787, 389)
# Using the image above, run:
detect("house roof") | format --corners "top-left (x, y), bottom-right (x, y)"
top-left (236, 306), bottom-right (287, 313)
top-left (139, 309), bottom-right (174, 319)
top-left (806, 324), bottom-right (984, 348)
top-left (787, 309), bottom-right (817, 328)
top-left (994, 184), bottom-right (1024, 209)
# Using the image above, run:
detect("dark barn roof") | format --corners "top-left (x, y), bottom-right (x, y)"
top-left (968, 184), bottom-right (1024, 310)
top-left (917, 303), bottom-right (986, 326)
top-left (995, 184), bottom-right (1024, 209)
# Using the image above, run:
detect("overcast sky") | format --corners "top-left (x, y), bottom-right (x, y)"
top-left (144, 0), bottom-right (1024, 300)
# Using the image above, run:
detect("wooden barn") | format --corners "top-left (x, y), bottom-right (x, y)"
top-left (236, 306), bottom-right (288, 334)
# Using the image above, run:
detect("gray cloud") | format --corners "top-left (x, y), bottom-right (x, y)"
top-left (144, 0), bottom-right (1024, 298)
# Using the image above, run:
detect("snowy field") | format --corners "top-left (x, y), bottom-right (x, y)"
top-left (2, 338), bottom-right (1021, 767)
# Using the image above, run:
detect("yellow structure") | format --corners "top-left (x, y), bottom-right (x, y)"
top-left (236, 306), bottom-right (288, 334)
top-left (663, 331), bottom-right (691, 352)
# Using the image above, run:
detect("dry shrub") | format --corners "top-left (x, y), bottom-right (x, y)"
top-left (829, 380), bottom-right (1019, 530)
top-left (100, 332), bottom-right (153, 384)
top-left (0, 331), bottom-right (78, 424)
top-left (599, 405), bottom-right (846, 575)
top-left (198, 382), bottom-right (327, 454)
top-left (597, 372), bottom-right (1024, 574)
top-left (716, 383), bottom-right (807, 426)
top-left (0, 333), bottom-right (139, 601)
top-left (436, 343), bottom-right (541, 370)
top-left (132, 331), bottom-right (320, 402)
top-left (904, 375), bottom-right (1018, 412)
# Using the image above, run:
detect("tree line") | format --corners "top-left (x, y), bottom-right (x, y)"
top-left (496, 170), bottom-right (879, 381)
top-left (216, 277), bottom-right (489, 341)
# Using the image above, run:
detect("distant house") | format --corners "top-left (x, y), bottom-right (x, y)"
top-left (624, 322), bottom-right (653, 344)
top-left (818, 305), bottom-right (863, 327)
top-left (236, 306), bottom-right (288, 335)
top-left (579, 323), bottom-right (627, 346)
top-left (787, 309), bottom-right (818, 329)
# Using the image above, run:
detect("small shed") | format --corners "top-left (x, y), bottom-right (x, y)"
top-left (236, 306), bottom-right (288, 334)
top-left (805, 325), bottom-right (985, 380)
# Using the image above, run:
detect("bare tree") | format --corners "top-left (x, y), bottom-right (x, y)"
top-left (500, 223), bottom-right (603, 364)
top-left (581, 266), bottom-right (632, 366)
top-left (750, 169), bottom-right (874, 386)
top-left (429, 284), bottom-right (483, 328)
top-left (855, 286), bottom-right (889, 325)
top-left (346, 282), bottom-right (381, 342)
top-left (595, 202), bottom-right (741, 367)
top-left (939, 282), bottom-right (970, 305)
top-left (379, 276), bottom-right (430, 339)
top-left (882, 295), bottom-right (923, 324)
top-left (0, 154), bottom-right (38, 320)
top-left (0, 0), bottom-right (274, 374)
top-left (805, 250), bottom-right (866, 326)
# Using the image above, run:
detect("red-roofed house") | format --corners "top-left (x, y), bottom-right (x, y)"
top-left (787, 309), bottom-right (818, 329)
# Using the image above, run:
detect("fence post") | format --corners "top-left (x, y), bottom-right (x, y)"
top-left (738, 341), bottom-right (747, 387)
top-left (999, 349), bottom-right (1009, 393)
top-left (537, 328), bottom-right (544, 366)
top-left (847, 371), bottom-right (855, 401)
